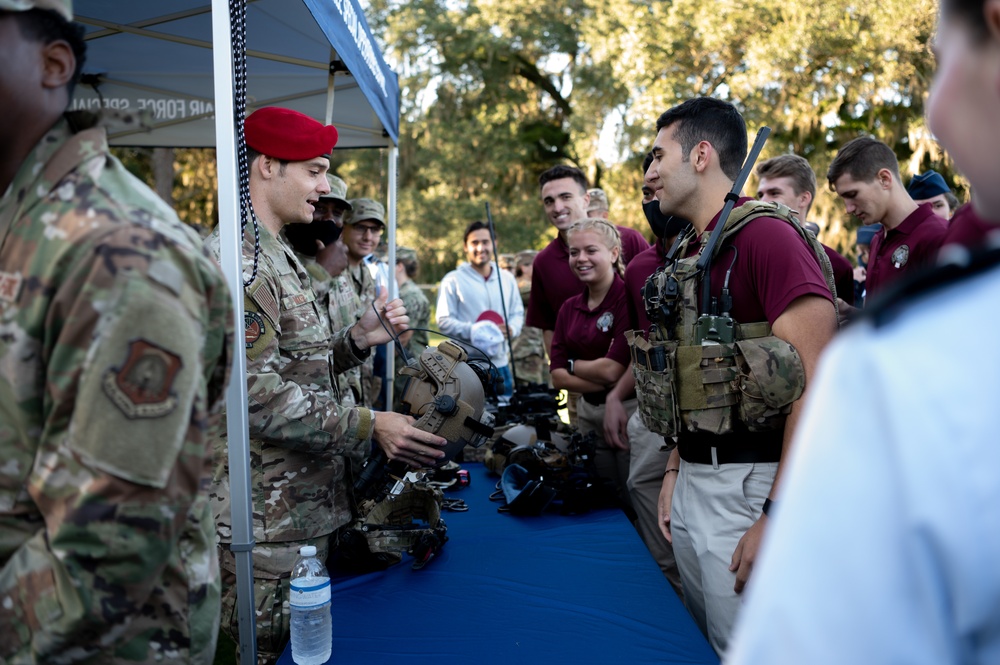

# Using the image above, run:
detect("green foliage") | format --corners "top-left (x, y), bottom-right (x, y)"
top-left (132, 0), bottom-right (944, 277)
top-left (355, 0), bottom-right (944, 271)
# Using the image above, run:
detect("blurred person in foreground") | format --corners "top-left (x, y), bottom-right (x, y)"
top-left (0, 2), bottom-right (233, 661)
top-left (728, 0), bottom-right (1000, 662)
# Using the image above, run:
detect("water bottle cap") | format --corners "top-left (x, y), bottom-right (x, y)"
top-left (299, 545), bottom-right (317, 557)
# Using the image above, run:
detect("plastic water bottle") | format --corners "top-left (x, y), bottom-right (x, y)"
top-left (289, 545), bottom-right (332, 665)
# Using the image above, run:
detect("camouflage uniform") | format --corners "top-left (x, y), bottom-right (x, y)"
top-left (205, 224), bottom-right (375, 663)
top-left (512, 282), bottom-right (548, 386)
top-left (393, 278), bottom-right (431, 410)
top-left (0, 112), bottom-right (233, 664)
top-left (298, 255), bottom-right (363, 408)
top-left (348, 261), bottom-right (379, 406)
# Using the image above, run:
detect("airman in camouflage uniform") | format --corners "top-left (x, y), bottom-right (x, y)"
top-left (207, 107), bottom-right (446, 664)
top-left (392, 246), bottom-right (431, 410)
top-left (0, 4), bottom-right (233, 663)
top-left (511, 249), bottom-right (548, 386)
top-left (343, 198), bottom-right (385, 407)
top-left (282, 173), bottom-right (364, 408)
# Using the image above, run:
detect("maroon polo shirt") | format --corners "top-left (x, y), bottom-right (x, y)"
top-left (682, 198), bottom-right (832, 325)
top-left (525, 225), bottom-right (650, 331)
top-left (867, 203), bottom-right (948, 300)
top-left (941, 203), bottom-right (999, 251)
top-left (550, 275), bottom-right (631, 371)
top-left (822, 243), bottom-right (856, 306)
top-left (606, 240), bottom-right (669, 364)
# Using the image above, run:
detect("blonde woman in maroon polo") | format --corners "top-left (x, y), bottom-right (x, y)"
top-left (549, 219), bottom-right (634, 509)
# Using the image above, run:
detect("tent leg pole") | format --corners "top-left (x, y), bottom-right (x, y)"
top-left (211, 3), bottom-right (257, 665)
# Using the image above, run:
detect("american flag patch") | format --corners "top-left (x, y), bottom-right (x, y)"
top-left (248, 282), bottom-right (280, 326)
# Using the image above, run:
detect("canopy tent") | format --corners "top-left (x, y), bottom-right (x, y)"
top-left (74, 0), bottom-right (399, 148)
top-left (73, 3), bottom-right (401, 663)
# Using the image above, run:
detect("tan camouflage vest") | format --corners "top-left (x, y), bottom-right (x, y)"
top-left (627, 200), bottom-right (837, 438)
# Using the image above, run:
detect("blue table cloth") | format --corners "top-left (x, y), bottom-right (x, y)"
top-left (278, 462), bottom-right (718, 664)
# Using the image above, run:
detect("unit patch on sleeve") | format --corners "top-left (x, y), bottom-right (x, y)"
top-left (244, 295), bottom-right (277, 361)
top-left (102, 339), bottom-right (184, 418)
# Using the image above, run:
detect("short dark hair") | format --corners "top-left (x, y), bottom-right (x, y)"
top-left (642, 151), bottom-right (654, 175)
top-left (655, 97), bottom-right (748, 181)
top-left (463, 220), bottom-right (490, 244)
top-left (757, 154), bottom-right (817, 201)
top-left (945, 191), bottom-right (961, 213)
top-left (943, 0), bottom-right (990, 42)
top-left (827, 136), bottom-right (901, 186)
top-left (538, 165), bottom-right (589, 193)
top-left (246, 147), bottom-right (289, 175)
top-left (12, 9), bottom-right (87, 96)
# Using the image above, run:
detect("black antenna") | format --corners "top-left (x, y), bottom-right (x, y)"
top-left (484, 202), bottom-right (518, 386)
top-left (696, 126), bottom-right (771, 315)
top-left (372, 301), bottom-right (411, 366)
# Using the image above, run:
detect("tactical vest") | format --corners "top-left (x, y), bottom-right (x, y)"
top-left (628, 200), bottom-right (837, 438)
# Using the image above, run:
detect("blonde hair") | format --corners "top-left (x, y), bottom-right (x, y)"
top-left (565, 218), bottom-right (625, 278)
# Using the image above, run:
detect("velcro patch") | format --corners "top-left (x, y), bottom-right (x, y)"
top-left (244, 295), bottom-right (276, 361)
top-left (102, 339), bottom-right (184, 418)
top-left (0, 270), bottom-right (23, 304)
top-left (248, 280), bottom-right (280, 327)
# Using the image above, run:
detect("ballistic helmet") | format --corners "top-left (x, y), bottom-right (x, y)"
top-left (400, 340), bottom-right (495, 462)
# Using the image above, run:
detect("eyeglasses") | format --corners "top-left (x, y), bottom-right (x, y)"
top-left (352, 224), bottom-right (383, 237)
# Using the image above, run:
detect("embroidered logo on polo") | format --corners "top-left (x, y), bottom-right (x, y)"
top-left (102, 339), bottom-right (183, 418)
top-left (245, 310), bottom-right (266, 348)
top-left (597, 311), bottom-right (614, 333)
top-left (892, 245), bottom-right (910, 269)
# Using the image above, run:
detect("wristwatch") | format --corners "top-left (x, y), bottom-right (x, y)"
top-left (567, 359), bottom-right (575, 375)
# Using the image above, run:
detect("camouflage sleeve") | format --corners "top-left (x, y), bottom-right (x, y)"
top-left (0, 227), bottom-right (233, 660)
top-left (244, 275), bottom-right (374, 452)
top-left (330, 323), bottom-right (371, 375)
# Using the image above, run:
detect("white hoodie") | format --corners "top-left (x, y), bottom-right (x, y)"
top-left (436, 263), bottom-right (524, 366)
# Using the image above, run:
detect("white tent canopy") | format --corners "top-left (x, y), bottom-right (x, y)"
top-left (74, 3), bottom-right (401, 662)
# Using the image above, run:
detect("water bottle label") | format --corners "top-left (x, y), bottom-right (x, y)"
top-left (290, 578), bottom-right (331, 608)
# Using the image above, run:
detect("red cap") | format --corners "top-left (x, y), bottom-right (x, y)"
top-left (244, 107), bottom-right (338, 161)
top-left (476, 310), bottom-right (505, 327)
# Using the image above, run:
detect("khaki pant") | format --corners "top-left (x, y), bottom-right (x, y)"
top-left (576, 396), bottom-right (635, 510)
top-left (671, 457), bottom-right (777, 657)
top-left (625, 410), bottom-right (682, 597)
top-left (219, 537), bottom-right (332, 665)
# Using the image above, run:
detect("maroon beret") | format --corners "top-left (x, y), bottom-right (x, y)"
top-left (244, 107), bottom-right (338, 161)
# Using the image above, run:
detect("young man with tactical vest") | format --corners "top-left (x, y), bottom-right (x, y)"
top-left (205, 107), bottom-right (446, 665)
top-left (827, 136), bottom-right (948, 311)
top-left (641, 97), bottom-right (837, 656)
top-left (729, 1), bottom-right (1000, 660)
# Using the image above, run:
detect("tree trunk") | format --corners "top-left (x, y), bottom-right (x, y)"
top-left (151, 147), bottom-right (175, 206)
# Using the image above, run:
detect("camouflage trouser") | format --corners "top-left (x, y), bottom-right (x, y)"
top-left (219, 536), bottom-right (332, 665)
top-left (566, 390), bottom-right (580, 426)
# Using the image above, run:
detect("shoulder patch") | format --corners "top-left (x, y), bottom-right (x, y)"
top-left (102, 339), bottom-right (184, 418)
top-left (244, 295), bottom-right (277, 361)
top-left (247, 280), bottom-right (280, 326)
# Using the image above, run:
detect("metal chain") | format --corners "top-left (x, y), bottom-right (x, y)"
top-left (231, 0), bottom-right (260, 289)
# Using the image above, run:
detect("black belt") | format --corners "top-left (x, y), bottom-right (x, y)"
top-left (582, 390), bottom-right (608, 406)
top-left (677, 432), bottom-right (782, 465)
